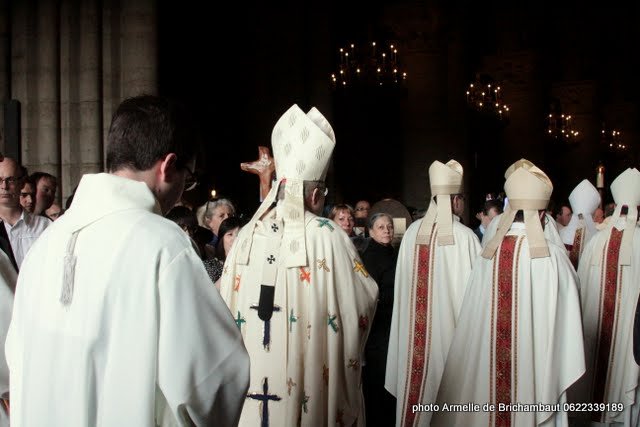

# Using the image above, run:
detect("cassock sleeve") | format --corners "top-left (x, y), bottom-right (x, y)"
top-left (157, 248), bottom-right (250, 427)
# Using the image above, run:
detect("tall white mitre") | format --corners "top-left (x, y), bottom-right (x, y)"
top-left (591, 167), bottom-right (640, 266)
top-left (416, 160), bottom-right (464, 246)
top-left (482, 160), bottom-right (553, 259)
top-left (560, 179), bottom-right (600, 246)
top-left (236, 104), bottom-right (336, 267)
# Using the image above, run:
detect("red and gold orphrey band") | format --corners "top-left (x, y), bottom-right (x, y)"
top-left (591, 228), bottom-right (623, 422)
top-left (569, 228), bottom-right (585, 270)
top-left (493, 235), bottom-right (518, 427)
top-left (402, 225), bottom-right (436, 427)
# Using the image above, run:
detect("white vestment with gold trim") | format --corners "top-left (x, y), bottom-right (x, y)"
top-left (433, 224), bottom-right (585, 427)
top-left (384, 216), bottom-right (480, 427)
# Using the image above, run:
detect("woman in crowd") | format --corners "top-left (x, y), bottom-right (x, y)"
top-left (206, 216), bottom-right (242, 287)
top-left (328, 204), bottom-right (355, 236)
top-left (201, 198), bottom-right (236, 253)
top-left (358, 212), bottom-right (397, 427)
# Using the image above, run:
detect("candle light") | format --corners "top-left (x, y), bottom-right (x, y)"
top-left (596, 164), bottom-right (605, 189)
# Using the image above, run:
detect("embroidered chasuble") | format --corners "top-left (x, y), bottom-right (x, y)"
top-left (433, 225), bottom-right (585, 427)
top-left (385, 217), bottom-right (480, 427)
top-left (576, 219), bottom-right (640, 426)
top-left (220, 211), bottom-right (378, 426)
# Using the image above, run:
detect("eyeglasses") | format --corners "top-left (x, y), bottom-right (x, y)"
top-left (0, 176), bottom-right (23, 187)
top-left (355, 207), bottom-right (369, 211)
top-left (183, 166), bottom-right (198, 192)
top-left (318, 186), bottom-right (329, 197)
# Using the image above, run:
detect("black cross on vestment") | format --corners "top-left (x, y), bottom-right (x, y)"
top-left (247, 377), bottom-right (282, 427)
top-left (250, 303), bottom-right (281, 350)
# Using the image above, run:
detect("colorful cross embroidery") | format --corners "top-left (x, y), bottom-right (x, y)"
top-left (289, 309), bottom-right (298, 332)
top-left (301, 392), bottom-right (310, 413)
top-left (235, 311), bottom-right (246, 330)
top-left (358, 315), bottom-right (369, 331)
top-left (299, 267), bottom-right (311, 283)
top-left (348, 359), bottom-right (360, 370)
top-left (323, 365), bottom-right (329, 385)
top-left (316, 258), bottom-right (330, 272)
top-left (328, 314), bottom-right (339, 333)
top-left (234, 274), bottom-right (242, 291)
top-left (287, 377), bottom-right (297, 395)
top-left (250, 304), bottom-right (282, 351)
top-left (353, 259), bottom-right (369, 277)
top-left (316, 218), bottom-right (334, 231)
top-left (247, 377), bottom-right (282, 427)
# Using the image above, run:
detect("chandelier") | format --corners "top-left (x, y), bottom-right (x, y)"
top-left (601, 125), bottom-right (626, 151)
top-left (330, 42), bottom-right (407, 89)
top-left (465, 74), bottom-right (509, 120)
top-left (546, 102), bottom-right (579, 140)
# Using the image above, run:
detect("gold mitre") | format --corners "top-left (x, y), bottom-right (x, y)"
top-left (416, 159), bottom-right (463, 246)
top-left (482, 160), bottom-right (553, 259)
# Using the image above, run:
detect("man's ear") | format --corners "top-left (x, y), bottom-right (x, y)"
top-left (311, 187), bottom-right (321, 205)
top-left (158, 153), bottom-right (178, 182)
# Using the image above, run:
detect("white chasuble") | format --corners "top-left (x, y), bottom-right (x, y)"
top-left (385, 217), bottom-right (480, 426)
top-left (5, 173), bottom-right (250, 427)
top-left (220, 211), bottom-right (379, 427)
top-left (576, 218), bottom-right (640, 426)
top-left (433, 225), bottom-right (585, 427)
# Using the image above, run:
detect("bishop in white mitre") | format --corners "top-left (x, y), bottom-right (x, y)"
top-left (384, 160), bottom-right (481, 427)
top-left (575, 167), bottom-right (640, 426)
top-left (220, 104), bottom-right (378, 427)
top-left (433, 160), bottom-right (585, 427)
top-left (483, 159), bottom-right (565, 251)
top-left (559, 179), bottom-right (600, 270)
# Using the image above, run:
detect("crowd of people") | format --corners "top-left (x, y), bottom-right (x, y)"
top-left (0, 94), bottom-right (639, 427)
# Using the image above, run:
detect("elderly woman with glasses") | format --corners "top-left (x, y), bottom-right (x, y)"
top-left (357, 212), bottom-right (397, 426)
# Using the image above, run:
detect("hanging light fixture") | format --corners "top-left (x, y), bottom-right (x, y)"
top-left (330, 41), bottom-right (407, 89)
top-left (547, 101), bottom-right (579, 140)
top-left (601, 124), bottom-right (626, 152)
top-left (465, 73), bottom-right (509, 120)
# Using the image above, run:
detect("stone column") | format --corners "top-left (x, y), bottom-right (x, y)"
top-left (551, 81), bottom-right (598, 199)
top-left (60, 0), bottom-right (102, 204)
top-left (120, 0), bottom-right (157, 98)
top-left (385, 3), bottom-right (468, 211)
top-left (11, 1), bottom-right (60, 178)
top-left (102, 0), bottom-right (157, 168)
top-left (0, 2), bottom-right (9, 153)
